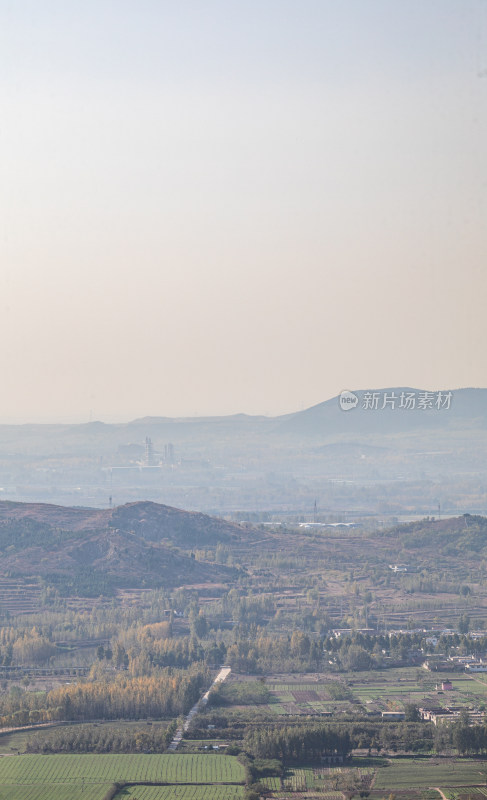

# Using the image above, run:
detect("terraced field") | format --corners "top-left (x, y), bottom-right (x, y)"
top-left (0, 579), bottom-right (41, 615)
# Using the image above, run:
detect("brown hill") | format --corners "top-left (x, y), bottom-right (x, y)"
top-left (0, 499), bottom-right (248, 545)
top-left (0, 500), bottom-right (248, 597)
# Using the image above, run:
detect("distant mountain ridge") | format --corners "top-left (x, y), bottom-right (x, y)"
top-left (0, 388), bottom-right (485, 515)
top-left (0, 387), bottom-right (484, 440)
top-left (276, 387), bottom-right (487, 437)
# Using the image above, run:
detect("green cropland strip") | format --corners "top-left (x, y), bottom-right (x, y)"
top-left (118, 787), bottom-right (245, 799)
top-left (373, 758), bottom-right (487, 789)
top-left (0, 788), bottom-right (111, 800)
top-left (0, 753), bottom-right (245, 799)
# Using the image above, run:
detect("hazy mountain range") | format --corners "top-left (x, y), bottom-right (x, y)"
top-left (0, 388), bottom-right (485, 517)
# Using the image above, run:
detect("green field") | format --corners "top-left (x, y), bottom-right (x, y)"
top-left (374, 758), bottom-right (487, 789)
top-left (262, 761), bottom-right (375, 797)
top-left (259, 759), bottom-right (487, 798)
top-left (0, 788), bottom-right (111, 800)
top-left (0, 784), bottom-right (245, 800)
top-left (0, 729), bottom-right (42, 755)
top-left (0, 753), bottom-right (245, 800)
top-left (268, 794), bottom-right (342, 800)
top-left (117, 787), bottom-right (245, 799)
top-left (267, 684), bottom-right (328, 691)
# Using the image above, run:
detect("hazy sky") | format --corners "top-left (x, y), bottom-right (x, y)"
top-left (1, 1), bottom-right (486, 422)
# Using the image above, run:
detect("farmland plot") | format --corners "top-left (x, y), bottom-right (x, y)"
top-left (266, 792), bottom-right (343, 799)
top-left (0, 753), bottom-right (245, 794)
top-left (266, 682), bottom-right (351, 715)
top-left (262, 763), bottom-right (374, 797)
top-left (0, 787), bottom-right (111, 800)
top-left (116, 786), bottom-right (245, 799)
top-left (374, 758), bottom-right (487, 789)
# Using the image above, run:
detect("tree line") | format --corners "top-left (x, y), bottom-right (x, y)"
top-left (26, 721), bottom-right (177, 754)
top-left (244, 720), bottom-right (433, 763)
top-left (244, 723), bottom-right (352, 763)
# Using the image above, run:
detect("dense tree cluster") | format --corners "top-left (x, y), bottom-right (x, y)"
top-left (11, 629), bottom-right (58, 665)
top-left (0, 664), bottom-right (209, 726)
top-left (225, 630), bottom-right (322, 673)
top-left (244, 720), bottom-right (433, 762)
top-left (244, 723), bottom-right (351, 763)
top-left (433, 713), bottom-right (487, 755)
top-left (323, 629), bottom-right (487, 668)
top-left (26, 721), bottom-right (177, 753)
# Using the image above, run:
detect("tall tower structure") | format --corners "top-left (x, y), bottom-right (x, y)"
top-left (145, 437), bottom-right (155, 466)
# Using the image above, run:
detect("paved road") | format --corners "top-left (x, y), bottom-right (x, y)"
top-left (168, 666), bottom-right (231, 751)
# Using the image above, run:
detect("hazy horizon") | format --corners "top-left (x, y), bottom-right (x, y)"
top-left (0, 383), bottom-right (482, 426)
top-left (2, 1), bottom-right (486, 423)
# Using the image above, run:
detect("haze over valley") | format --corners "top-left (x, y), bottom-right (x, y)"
top-left (0, 387), bottom-right (485, 521)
